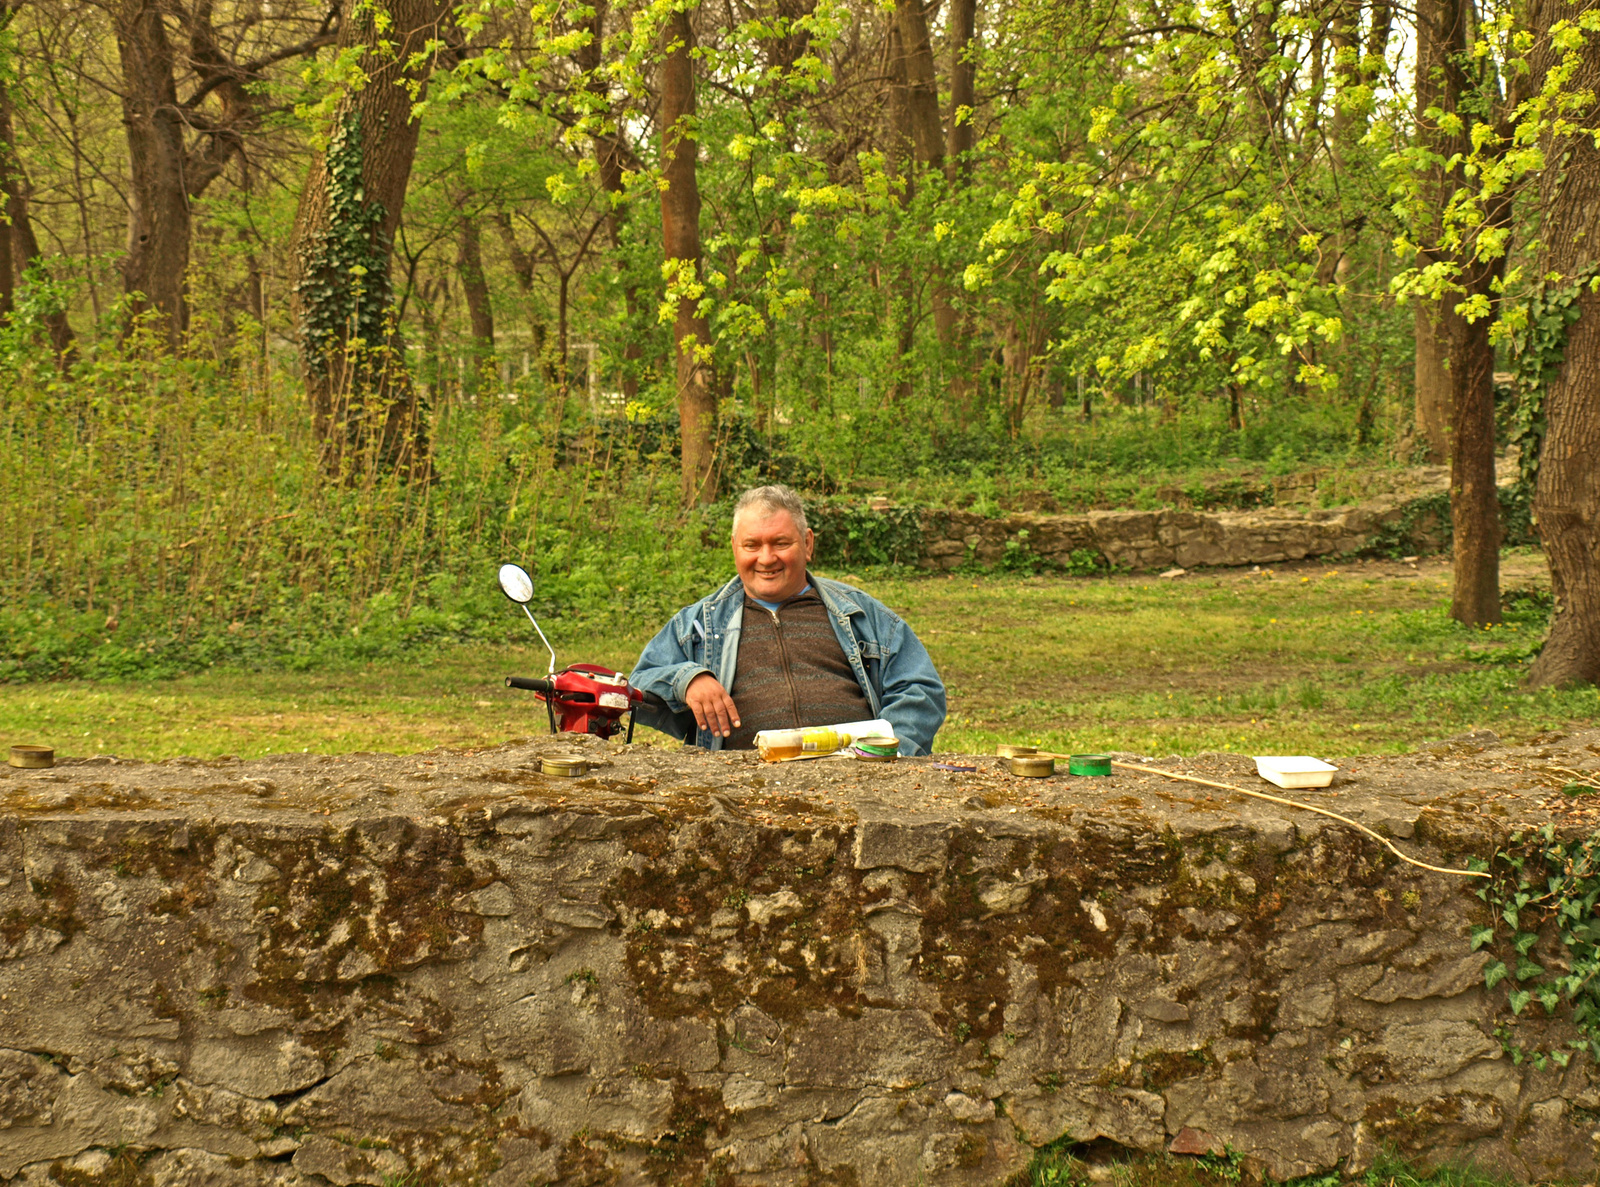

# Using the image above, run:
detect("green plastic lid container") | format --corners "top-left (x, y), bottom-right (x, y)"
top-left (1068, 754), bottom-right (1112, 776)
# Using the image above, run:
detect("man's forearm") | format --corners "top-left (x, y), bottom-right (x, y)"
top-left (879, 685), bottom-right (945, 755)
top-left (874, 628), bottom-right (947, 755)
top-left (631, 661), bottom-right (712, 708)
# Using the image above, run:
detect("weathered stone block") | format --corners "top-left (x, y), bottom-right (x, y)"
top-left (785, 1008), bottom-right (951, 1089)
top-left (853, 816), bottom-right (953, 873)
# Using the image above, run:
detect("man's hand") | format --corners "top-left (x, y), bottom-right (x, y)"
top-left (685, 672), bottom-right (741, 738)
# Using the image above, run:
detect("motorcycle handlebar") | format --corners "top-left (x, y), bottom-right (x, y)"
top-left (505, 676), bottom-right (554, 694)
top-left (504, 677), bottom-right (668, 712)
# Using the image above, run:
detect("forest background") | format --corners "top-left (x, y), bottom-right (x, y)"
top-left (4, 0), bottom-right (1600, 702)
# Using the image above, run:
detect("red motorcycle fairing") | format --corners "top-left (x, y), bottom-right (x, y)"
top-left (505, 665), bottom-right (658, 741)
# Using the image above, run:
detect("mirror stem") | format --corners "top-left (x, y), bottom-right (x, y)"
top-left (521, 605), bottom-right (557, 676)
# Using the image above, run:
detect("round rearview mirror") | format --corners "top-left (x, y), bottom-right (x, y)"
top-left (498, 563), bottom-right (535, 604)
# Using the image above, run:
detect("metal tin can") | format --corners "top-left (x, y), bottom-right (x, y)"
top-left (996, 744), bottom-right (1038, 759)
top-left (1068, 754), bottom-right (1113, 776)
top-left (851, 735), bottom-right (899, 762)
top-left (1007, 755), bottom-right (1055, 778)
top-left (542, 756), bottom-right (590, 778)
top-left (9, 744), bottom-right (53, 769)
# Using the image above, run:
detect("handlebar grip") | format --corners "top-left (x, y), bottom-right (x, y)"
top-left (506, 676), bottom-right (554, 694)
top-left (636, 689), bottom-right (668, 710)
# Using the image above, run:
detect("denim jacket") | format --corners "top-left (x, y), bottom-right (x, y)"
top-left (629, 574), bottom-right (946, 755)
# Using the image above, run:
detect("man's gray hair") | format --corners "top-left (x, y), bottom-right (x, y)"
top-left (732, 484), bottom-right (809, 536)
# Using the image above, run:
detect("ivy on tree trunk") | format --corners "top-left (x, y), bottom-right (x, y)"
top-left (1529, 26), bottom-right (1600, 686)
top-left (289, 0), bottom-right (448, 481)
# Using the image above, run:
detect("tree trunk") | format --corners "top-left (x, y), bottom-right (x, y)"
top-left (108, 0), bottom-right (319, 348)
top-left (890, 0), bottom-right (967, 402)
top-left (1413, 300), bottom-right (1451, 461)
top-left (1326, 0), bottom-right (1358, 166)
top-left (946, 0), bottom-right (977, 169)
top-left (659, 6), bottom-right (716, 505)
top-left (1530, 309), bottom-right (1600, 685)
top-left (491, 212), bottom-right (560, 388)
top-left (1364, 0), bottom-right (1393, 67)
top-left (0, 59), bottom-right (74, 361)
top-left (0, 196), bottom-right (11, 319)
top-left (580, 0), bottom-right (642, 402)
top-left (289, 0), bottom-right (447, 478)
top-left (1529, 22), bottom-right (1600, 685)
top-left (597, 122), bottom-right (644, 402)
top-left (1416, 0), bottom-right (1503, 624)
top-left (1411, 0), bottom-right (1456, 464)
top-left (883, 23), bottom-right (918, 402)
top-left (0, 64), bottom-right (16, 318)
top-left (596, 125), bottom-right (643, 402)
top-left (113, 0), bottom-right (190, 346)
top-left (1446, 269), bottom-right (1502, 627)
top-left (457, 212), bottom-right (495, 371)
top-left (895, 0), bottom-right (944, 171)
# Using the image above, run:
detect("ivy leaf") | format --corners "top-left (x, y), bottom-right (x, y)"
top-left (1484, 960), bottom-right (1509, 989)
top-left (1504, 904), bottom-right (1521, 929)
top-left (1513, 957), bottom-right (1543, 982)
top-left (1514, 931), bottom-right (1541, 955)
top-left (1470, 925), bottom-right (1495, 951)
top-left (1509, 989), bottom-right (1533, 1015)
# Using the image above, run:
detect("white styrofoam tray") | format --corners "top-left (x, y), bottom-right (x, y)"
top-left (1253, 755), bottom-right (1338, 789)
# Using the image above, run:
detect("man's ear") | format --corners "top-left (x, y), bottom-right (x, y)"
top-left (804, 529), bottom-right (815, 560)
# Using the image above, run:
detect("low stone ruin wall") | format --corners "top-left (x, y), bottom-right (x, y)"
top-left (908, 460), bottom-right (1522, 571)
top-left (919, 503), bottom-right (1423, 571)
top-left (2, 734), bottom-right (1597, 1185)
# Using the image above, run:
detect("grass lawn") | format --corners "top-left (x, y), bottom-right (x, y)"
top-left (2, 548), bottom-right (1595, 762)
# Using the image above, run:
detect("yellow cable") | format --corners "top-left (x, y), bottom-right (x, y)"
top-left (1107, 761), bottom-right (1489, 879)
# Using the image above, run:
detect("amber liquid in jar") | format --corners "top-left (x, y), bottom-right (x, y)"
top-left (756, 727), bottom-right (845, 762)
top-left (758, 742), bottom-right (803, 761)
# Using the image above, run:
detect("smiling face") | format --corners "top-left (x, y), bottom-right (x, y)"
top-left (732, 507), bottom-right (815, 603)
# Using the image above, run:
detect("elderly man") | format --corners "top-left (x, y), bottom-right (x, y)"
top-left (630, 485), bottom-right (946, 755)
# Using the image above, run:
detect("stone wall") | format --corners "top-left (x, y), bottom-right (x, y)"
top-left (919, 503), bottom-right (1423, 572)
top-left (1, 735), bottom-right (1596, 1186)
top-left (912, 461), bottom-right (1522, 572)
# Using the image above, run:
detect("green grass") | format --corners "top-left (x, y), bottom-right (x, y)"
top-left (0, 549), bottom-right (1592, 761)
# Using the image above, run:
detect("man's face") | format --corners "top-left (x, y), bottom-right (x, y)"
top-left (733, 509), bottom-right (814, 603)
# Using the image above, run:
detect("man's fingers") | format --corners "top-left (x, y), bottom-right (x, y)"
top-left (705, 695), bottom-right (738, 736)
top-left (685, 674), bottom-right (740, 737)
top-left (718, 692), bottom-right (741, 735)
top-left (707, 691), bottom-right (736, 736)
